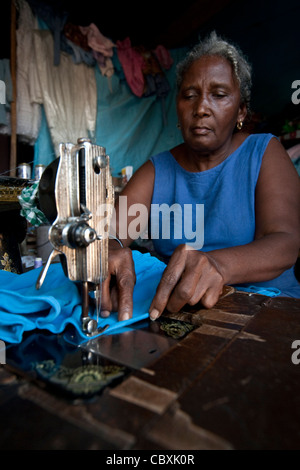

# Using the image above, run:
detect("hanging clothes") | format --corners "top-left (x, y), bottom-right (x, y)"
top-left (79, 23), bottom-right (116, 58)
top-left (15, 0), bottom-right (41, 144)
top-left (79, 23), bottom-right (116, 78)
top-left (92, 52), bottom-right (114, 78)
top-left (61, 37), bottom-right (96, 66)
top-left (0, 59), bottom-right (12, 129)
top-left (26, 0), bottom-right (69, 66)
top-left (62, 22), bottom-right (96, 66)
top-left (135, 47), bottom-right (170, 126)
top-left (153, 45), bottom-right (174, 70)
top-left (63, 22), bottom-right (90, 51)
top-left (138, 48), bottom-right (170, 98)
top-left (116, 37), bottom-right (145, 97)
top-left (30, 29), bottom-right (97, 153)
top-left (34, 47), bottom-right (188, 172)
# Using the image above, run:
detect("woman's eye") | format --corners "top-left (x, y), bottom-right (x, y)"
top-left (213, 92), bottom-right (227, 98)
top-left (183, 93), bottom-right (196, 99)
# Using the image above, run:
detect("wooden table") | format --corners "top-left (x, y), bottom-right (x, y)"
top-left (1, 290), bottom-right (300, 451)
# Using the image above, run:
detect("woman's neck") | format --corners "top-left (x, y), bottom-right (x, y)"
top-left (171, 132), bottom-right (249, 172)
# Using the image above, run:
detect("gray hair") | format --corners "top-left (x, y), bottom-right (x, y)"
top-left (176, 32), bottom-right (252, 116)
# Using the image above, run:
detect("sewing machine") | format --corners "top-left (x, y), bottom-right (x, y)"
top-left (33, 138), bottom-right (178, 370)
top-left (36, 138), bottom-right (114, 335)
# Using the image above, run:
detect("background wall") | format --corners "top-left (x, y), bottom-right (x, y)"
top-left (194, 0), bottom-right (300, 128)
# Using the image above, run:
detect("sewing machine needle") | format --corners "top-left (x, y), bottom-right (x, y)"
top-left (95, 283), bottom-right (101, 326)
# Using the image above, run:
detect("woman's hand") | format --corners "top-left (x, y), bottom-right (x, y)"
top-left (149, 244), bottom-right (224, 320)
top-left (100, 246), bottom-right (136, 322)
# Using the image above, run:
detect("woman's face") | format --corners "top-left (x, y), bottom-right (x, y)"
top-left (176, 55), bottom-right (247, 155)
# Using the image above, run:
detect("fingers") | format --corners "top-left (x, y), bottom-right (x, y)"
top-left (149, 245), bottom-right (187, 320)
top-left (101, 247), bottom-right (136, 322)
top-left (200, 285), bottom-right (224, 309)
top-left (115, 266), bottom-right (136, 321)
top-left (149, 245), bottom-right (224, 320)
top-left (100, 275), bottom-right (113, 317)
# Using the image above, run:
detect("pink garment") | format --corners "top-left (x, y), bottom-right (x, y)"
top-left (79, 23), bottom-right (115, 57)
top-left (154, 45), bottom-right (173, 70)
top-left (116, 37), bottom-right (145, 97)
top-left (287, 143), bottom-right (300, 161)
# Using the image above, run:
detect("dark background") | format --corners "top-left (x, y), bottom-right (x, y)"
top-left (0, 0), bottom-right (299, 173)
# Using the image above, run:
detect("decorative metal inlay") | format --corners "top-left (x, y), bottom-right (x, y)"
top-left (33, 359), bottom-right (126, 396)
top-left (159, 320), bottom-right (195, 339)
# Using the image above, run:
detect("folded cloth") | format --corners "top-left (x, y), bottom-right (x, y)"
top-left (0, 250), bottom-right (166, 344)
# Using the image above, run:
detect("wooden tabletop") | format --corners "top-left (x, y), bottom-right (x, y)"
top-left (1, 290), bottom-right (300, 451)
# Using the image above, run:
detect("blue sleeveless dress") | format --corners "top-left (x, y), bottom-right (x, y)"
top-left (149, 133), bottom-right (300, 298)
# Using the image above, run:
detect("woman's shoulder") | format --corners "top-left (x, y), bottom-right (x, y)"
top-left (259, 132), bottom-right (299, 174)
top-left (234, 132), bottom-right (274, 151)
top-left (149, 149), bottom-right (173, 164)
top-left (230, 133), bottom-right (276, 169)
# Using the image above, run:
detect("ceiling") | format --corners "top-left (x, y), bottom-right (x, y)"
top-left (64, 0), bottom-right (234, 49)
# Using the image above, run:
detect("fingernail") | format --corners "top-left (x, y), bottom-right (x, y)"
top-left (101, 310), bottom-right (110, 318)
top-left (119, 312), bottom-right (131, 321)
top-left (120, 311), bottom-right (130, 322)
top-left (150, 308), bottom-right (159, 321)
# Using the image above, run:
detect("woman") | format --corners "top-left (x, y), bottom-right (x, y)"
top-left (102, 32), bottom-right (300, 322)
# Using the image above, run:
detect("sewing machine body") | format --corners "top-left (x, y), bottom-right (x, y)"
top-left (49, 139), bottom-right (114, 284)
top-left (37, 138), bottom-right (114, 333)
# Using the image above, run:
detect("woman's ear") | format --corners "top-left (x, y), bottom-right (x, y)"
top-left (237, 102), bottom-right (248, 123)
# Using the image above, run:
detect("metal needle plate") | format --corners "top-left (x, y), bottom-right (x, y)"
top-left (80, 329), bottom-right (177, 370)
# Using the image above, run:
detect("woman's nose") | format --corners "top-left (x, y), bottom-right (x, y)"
top-left (193, 94), bottom-right (210, 117)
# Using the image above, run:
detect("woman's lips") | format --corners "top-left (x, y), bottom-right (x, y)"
top-left (191, 126), bottom-right (211, 135)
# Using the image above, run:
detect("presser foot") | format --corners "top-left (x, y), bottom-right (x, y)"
top-left (81, 281), bottom-right (109, 336)
top-left (81, 316), bottom-right (109, 337)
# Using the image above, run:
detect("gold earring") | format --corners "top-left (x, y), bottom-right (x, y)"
top-left (237, 120), bottom-right (243, 130)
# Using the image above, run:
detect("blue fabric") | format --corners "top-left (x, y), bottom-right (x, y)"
top-left (234, 286), bottom-right (281, 297)
top-left (33, 106), bottom-right (56, 176)
top-left (150, 133), bottom-right (300, 298)
top-left (0, 251), bottom-right (166, 344)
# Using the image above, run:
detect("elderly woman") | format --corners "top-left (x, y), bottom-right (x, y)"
top-left (103, 32), bottom-right (300, 322)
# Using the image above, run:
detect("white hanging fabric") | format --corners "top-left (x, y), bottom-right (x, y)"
top-left (30, 28), bottom-right (97, 153)
top-left (16, 0), bottom-right (41, 144)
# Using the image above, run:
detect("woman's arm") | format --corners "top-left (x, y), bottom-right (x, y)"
top-left (100, 160), bottom-right (155, 321)
top-left (112, 160), bottom-right (155, 247)
top-left (212, 137), bottom-right (300, 283)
